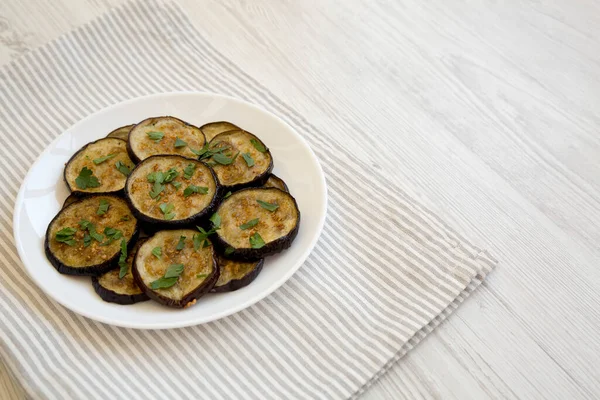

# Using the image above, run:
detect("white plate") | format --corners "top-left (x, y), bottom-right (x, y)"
top-left (13, 92), bottom-right (327, 329)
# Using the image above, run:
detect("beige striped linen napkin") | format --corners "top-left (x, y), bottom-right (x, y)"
top-left (0, 1), bottom-right (496, 398)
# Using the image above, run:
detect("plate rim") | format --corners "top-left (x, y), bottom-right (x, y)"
top-left (12, 91), bottom-right (327, 329)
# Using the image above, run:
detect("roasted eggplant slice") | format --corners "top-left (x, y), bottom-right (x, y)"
top-left (64, 137), bottom-right (135, 195)
top-left (207, 130), bottom-right (273, 191)
top-left (133, 229), bottom-right (219, 308)
top-left (62, 194), bottom-right (79, 208)
top-left (213, 188), bottom-right (300, 261)
top-left (211, 256), bottom-right (263, 292)
top-left (124, 155), bottom-right (219, 227)
top-left (45, 195), bottom-right (139, 276)
top-left (92, 239), bottom-right (150, 304)
top-left (199, 121), bottom-right (241, 142)
top-left (127, 116), bottom-right (206, 162)
top-left (106, 124), bottom-right (134, 141)
top-left (262, 174), bottom-right (289, 192)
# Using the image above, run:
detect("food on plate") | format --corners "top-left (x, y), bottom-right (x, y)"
top-left (124, 155), bottom-right (219, 226)
top-left (92, 238), bottom-right (150, 304)
top-left (211, 256), bottom-right (264, 292)
top-left (132, 229), bottom-right (219, 308)
top-left (263, 174), bottom-right (288, 192)
top-left (199, 121), bottom-right (241, 142)
top-left (64, 138), bottom-right (135, 195)
top-left (213, 188), bottom-right (300, 261)
top-left (45, 195), bottom-right (138, 276)
top-left (106, 124), bottom-right (134, 141)
top-left (206, 130), bottom-right (273, 191)
top-left (127, 116), bottom-right (206, 162)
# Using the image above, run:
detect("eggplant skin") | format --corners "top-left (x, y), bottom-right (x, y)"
top-left (262, 174), bottom-right (289, 192)
top-left (62, 194), bottom-right (79, 208)
top-left (213, 188), bottom-right (301, 261)
top-left (211, 258), bottom-right (263, 293)
top-left (124, 155), bottom-right (221, 228)
top-left (91, 278), bottom-right (149, 305)
top-left (199, 121), bottom-right (241, 142)
top-left (106, 124), bottom-right (134, 141)
top-left (45, 195), bottom-right (139, 276)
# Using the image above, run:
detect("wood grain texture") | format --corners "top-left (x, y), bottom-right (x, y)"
top-left (1, 0), bottom-right (600, 399)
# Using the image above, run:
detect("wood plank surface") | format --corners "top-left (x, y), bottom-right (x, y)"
top-left (1, 0), bottom-right (599, 398)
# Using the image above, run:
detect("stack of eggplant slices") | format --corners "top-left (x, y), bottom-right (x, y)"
top-left (45, 117), bottom-right (300, 308)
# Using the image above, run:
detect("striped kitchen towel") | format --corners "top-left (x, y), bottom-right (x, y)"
top-left (0, 0), bottom-right (496, 398)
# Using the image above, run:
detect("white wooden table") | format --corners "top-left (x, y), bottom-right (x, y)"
top-left (2, 0), bottom-right (600, 398)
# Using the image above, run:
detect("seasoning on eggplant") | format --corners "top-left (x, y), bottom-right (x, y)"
top-left (124, 155), bottom-right (219, 227)
top-left (262, 174), bottom-right (289, 192)
top-left (92, 239), bottom-right (150, 304)
top-left (213, 188), bottom-right (300, 261)
top-left (211, 256), bottom-right (263, 293)
top-left (63, 137), bottom-right (135, 195)
top-left (127, 116), bottom-right (206, 162)
top-left (132, 229), bottom-right (219, 308)
top-left (207, 130), bottom-right (273, 191)
top-left (199, 121), bottom-right (241, 142)
top-left (106, 124), bottom-right (134, 141)
top-left (45, 195), bottom-right (139, 276)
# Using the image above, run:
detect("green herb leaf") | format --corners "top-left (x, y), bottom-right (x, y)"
top-left (159, 203), bottom-right (175, 220)
top-left (75, 167), bottom-right (100, 189)
top-left (193, 226), bottom-right (217, 251)
top-left (190, 143), bottom-right (210, 157)
top-left (224, 191), bottom-right (232, 199)
top-left (115, 161), bottom-right (131, 176)
top-left (212, 151), bottom-right (239, 165)
top-left (96, 199), bottom-right (110, 215)
top-left (78, 220), bottom-right (104, 242)
top-left (249, 232), bottom-right (265, 249)
top-left (196, 273), bottom-right (209, 279)
top-left (93, 153), bottom-right (117, 165)
top-left (239, 218), bottom-right (259, 230)
top-left (147, 131), bottom-right (164, 142)
top-left (183, 185), bottom-right (209, 197)
top-left (118, 239), bottom-right (128, 279)
top-left (174, 137), bottom-right (187, 148)
top-left (164, 212), bottom-right (176, 220)
top-left (151, 247), bottom-right (162, 258)
top-left (176, 236), bottom-right (186, 251)
top-left (55, 227), bottom-right (77, 246)
top-left (183, 163), bottom-right (196, 179)
top-left (165, 264), bottom-right (185, 278)
top-left (83, 233), bottom-right (91, 247)
top-left (163, 168), bottom-right (179, 183)
top-left (257, 199), bottom-right (279, 212)
top-left (150, 264), bottom-right (185, 289)
top-left (149, 181), bottom-right (165, 199)
top-left (224, 246), bottom-right (235, 256)
top-left (250, 138), bottom-right (267, 153)
top-left (209, 213), bottom-right (221, 229)
top-left (172, 181), bottom-right (182, 190)
top-left (99, 227), bottom-right (123, 246)
top-left (120, 215), bottom-right (131, 221)
top-left (147, 171), bottom-right (165, 183)
top-left (241, 153), bottom-right (255, 167)
top-left (193, 233), bottom-right (202, 251)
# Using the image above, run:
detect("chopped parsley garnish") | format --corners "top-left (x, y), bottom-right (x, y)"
top-left (75, 167), bottom-right (100, 189)
top-left (257, 200), bottom-right (279, 212)
top-left (224, 191), bottom-right (232, 199)
top-left (159, 203), bottom-right (175, 220)
top-left (176, 236), bottom-right (186, 251)
top-left (239, 218), bottom-right (259, 230)
top-left (241, 153), bottom-right (255, 167)
top-left (93, 153), bottom-right (117, 165)
top-left (183, 163), bottom-right (196, 179)
top-left (115, 161), bottom-right (131, 176)
top-left (78, 220), bottom-right (103, 243)
top-left (191, 143), bottom-right (230, 160)
top-left (209, 213), bottom-right (221, 229)
top-left (196, 273), bottom-right (209, 279)
top-left (55, 227), bottom-right (77, 246)
top-left (147, 171), bottom-right (164, 183)
top-left (99, 227), bottom-right (123, 246)
top-left (172, 181), bottom-right (182, 190)
top-left (151, 247), bottom-right (162, 258)
top-left (96, 199), bottom-right (110, 215)
top-left (174, 137), bottom-right (187, 148)
top-left (249, 232), bottom-right (265, 249)
top-left (212, 152), bottom-right (239, 165)
top-left (193, 226), bottom-right (217, 250)
top-left (149, 172), bottom-right (166, 199)
top-left (163, 168), bottom-right (179, 183)
top-left (183, 185), bottom-right (208, 197)
top-left (224, 246), bottom-right (234, 256)
top-left (150, 264), bottom-right (184, 289)
top-left (250, 138), bottom-right (267, 153)
top-left (120, 215), bottom-right (131, 221)
top-left (118, 239), bottom-right (128, 279)
top-left (146, 131), bottom-right (164, 142)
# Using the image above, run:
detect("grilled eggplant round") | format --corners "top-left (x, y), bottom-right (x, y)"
top-left (106, 124), bottom-right (134, 141)
top-left (45, 195), bottom-right (139, 276)
top-left (92, 239), bottom-right (150, 304)
top-left (199, 121), bottom-right (241, 142)
top-left (64, 138), bottom-right (135, 195)
top-left (213, 188), bottom-right (300, 261)
top-left (128, 116), bottom-right (206, 162)
top-left (262, 174), bottom-right (289, 192)
top-left (208, 130), bottom-right (273, 191)
top-left (62, 193), bottom-right (79, 208)
top-left (124, 155), bottom-right (219, 227)
top-left (211, 256), bottom-right (263, 293)
top-left (133, 229), bottom-right (219, 308)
